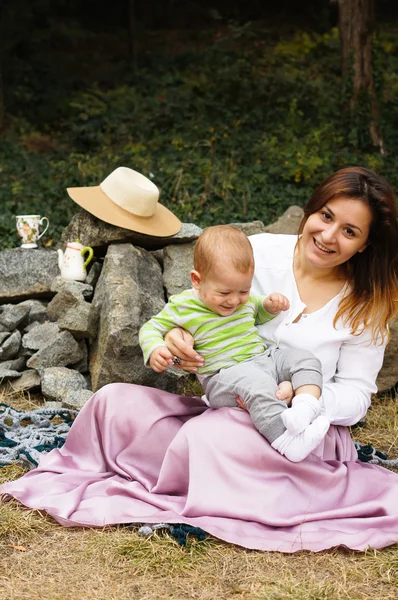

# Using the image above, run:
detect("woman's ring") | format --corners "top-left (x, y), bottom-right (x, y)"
top-left (172, 356), bottom-right (181, 366)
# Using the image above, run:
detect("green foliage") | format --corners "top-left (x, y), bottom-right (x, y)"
top-left (1, 25), bottom-right (398, 250)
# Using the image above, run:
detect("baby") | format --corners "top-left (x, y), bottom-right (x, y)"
top-left (139, 225), bottom-right (329, 461)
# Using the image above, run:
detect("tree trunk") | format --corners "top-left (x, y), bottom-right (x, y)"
top-left (337, 0), bottom-right (384, 152)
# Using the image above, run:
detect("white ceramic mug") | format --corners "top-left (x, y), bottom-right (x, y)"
top-left (15, 215), bottom-right (50, 248)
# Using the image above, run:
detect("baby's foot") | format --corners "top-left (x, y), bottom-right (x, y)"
top-left (281, 393), bottom-right (321, 436)
top-left (271, 415), bottom-right (330, 462)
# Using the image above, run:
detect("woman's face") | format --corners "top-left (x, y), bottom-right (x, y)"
top-left (300, 197), bottom-right (372, 270)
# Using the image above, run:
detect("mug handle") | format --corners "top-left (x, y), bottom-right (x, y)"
top-left (38, 217), bottom-right (50, 239)
top-left (81, 247), bottom-right (94, 269)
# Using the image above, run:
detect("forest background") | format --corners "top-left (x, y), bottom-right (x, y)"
top-left (1, 0), bottom-right (398, 249)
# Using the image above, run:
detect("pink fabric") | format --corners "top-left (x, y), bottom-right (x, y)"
top-left (1, 383), bottom-right (398, 553)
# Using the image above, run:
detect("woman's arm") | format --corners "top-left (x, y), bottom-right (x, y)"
top-left (321, 329), bottom-right (386, 426)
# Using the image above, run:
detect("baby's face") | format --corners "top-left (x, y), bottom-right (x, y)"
top-left (196, 266), bottom-right (253, 316)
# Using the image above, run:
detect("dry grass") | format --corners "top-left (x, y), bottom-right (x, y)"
top-left (0, 386), bottom-right (397, 600)
top-left (0, 384), bottom-right (45, 412)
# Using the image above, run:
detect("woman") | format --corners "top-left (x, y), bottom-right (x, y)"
top-left (2, 166), bottom-right (398, 553)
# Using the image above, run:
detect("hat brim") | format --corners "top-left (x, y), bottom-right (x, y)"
top-left (67, 185), bottom-right (182, 237)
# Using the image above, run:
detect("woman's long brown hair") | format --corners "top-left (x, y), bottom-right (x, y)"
top-left (298, 167), bottom-right (398, 343)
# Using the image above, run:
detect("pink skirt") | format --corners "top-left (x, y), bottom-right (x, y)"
top-left (1, 383), bottom-right (398, 553)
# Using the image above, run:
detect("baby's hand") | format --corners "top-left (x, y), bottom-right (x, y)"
top-left (149, 346), bottom-right (173, 373)
top-left (276, 381), bottom-right (294, 406)
top-left (264, 293), bottom-right (290, 315)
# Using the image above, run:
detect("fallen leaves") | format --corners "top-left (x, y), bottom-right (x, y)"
top-left (7, 544), bottom-right (27, 552)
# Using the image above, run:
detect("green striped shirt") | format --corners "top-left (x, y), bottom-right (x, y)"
top-left (139, 289), bottom-right (274, 375)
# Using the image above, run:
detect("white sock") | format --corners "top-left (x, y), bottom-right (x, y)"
top-left (271, 416), bottom-right (330, 462)
top-left (281, 393), bottom-right (321, 436)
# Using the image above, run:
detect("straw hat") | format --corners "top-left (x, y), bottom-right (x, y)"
top-left (67, 167), bottom-right (181, 237)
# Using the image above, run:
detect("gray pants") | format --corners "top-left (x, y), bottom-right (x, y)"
top-left (201, 348), bottom-right (322, 444)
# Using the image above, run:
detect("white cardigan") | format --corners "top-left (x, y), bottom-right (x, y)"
top-left (249, 233), bottom-right (385, 426)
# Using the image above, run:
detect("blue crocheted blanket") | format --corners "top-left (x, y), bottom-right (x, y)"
top-left (0, 402), bottom-right (77, 468)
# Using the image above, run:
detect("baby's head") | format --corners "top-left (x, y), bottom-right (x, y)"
top-left (191, 225), bottom-right (254, 316)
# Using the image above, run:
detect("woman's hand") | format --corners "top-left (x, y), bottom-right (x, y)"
top-left (164, 328), bottom-right (204, 372)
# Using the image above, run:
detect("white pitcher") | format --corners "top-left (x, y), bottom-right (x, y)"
top-left (57, 241), bottom-right (94, 282)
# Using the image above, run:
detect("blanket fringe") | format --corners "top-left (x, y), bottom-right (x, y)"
top-left (354, 441), bottom-right (398, 467)
top-left (138, 523), bottom-right (207, 546)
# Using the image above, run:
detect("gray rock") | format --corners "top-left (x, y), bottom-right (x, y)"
top-left (0, 330), bottom-right (22, 361)
top-left (41, 367), bottom-right (89, 402)
top-left (22, 321), bottom-right (60, 351)
top-left (150, 249), bottom-right (164, 268)
top-left (26, 330), bottom-right (85, 370)
top-left (0, 303), bottom-right (30, 331)
top-left (0, 367), bottom-right (21, 378)
top-left (19, 299), bottom-right (48, 328)
top-left (263, 205), bottom-right (304, 235)
top-left (228, 220), bottom-right (268, 236)
top-left (0, 332), bottom-right (10, 345)
top-left (0, 356), bottom-right (27, 378)
top-left (58, 303), bottom-right (99, 340)
top-left (90, 243), bottom-right (189, 393)
top-left (23, 322), bottom-right (42, 334)
top-left (59, 211), bottom-right (202, 253)
top-left (43, 401), bottom-right (63, 410)
top-left (0, 356), bottom-right (27, 372)
top-left (8, 370), bottom-right (41, 391)
top-left (47, 290), bottom-right (98, 340)
top-left (62, 388), bottom-right (94, 410)
top-left (47, 289), bottom-right (83, 321)
top-left (163, 242), bottom-right (195, 298)
top-left (173, 223), bottom-right (203, 242)
top-left (19, 348), bottom-right (35, 359)
top-left (0, 248), bottom-right (59, 302)
top-left (50, 277), bottom-right (94, 301)
top-left (83, 372), bottom-right (92, 389)
top-left (73, 340), bottom-right (88, 373)
top-left (85, 261), bottom-right (102, 288)
top-left (376, 316), bottom-right (398, 392)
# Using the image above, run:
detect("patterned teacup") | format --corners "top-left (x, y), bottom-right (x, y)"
top-left (15, 215), bottom-right (50, 248)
